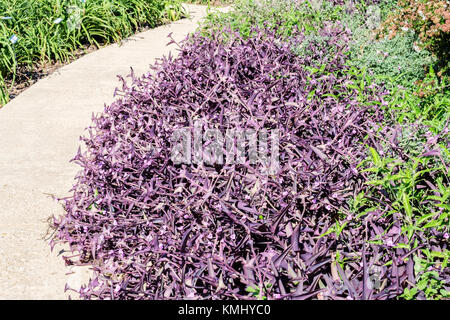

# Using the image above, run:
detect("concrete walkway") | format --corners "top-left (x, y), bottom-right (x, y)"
top-left (0, 4), bottom-right (222, 299)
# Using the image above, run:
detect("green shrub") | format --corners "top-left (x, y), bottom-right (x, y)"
top-left (201, 0), bottom-right (345, 39)
top-left (351, 66), bottom-right (450, 299)
top-left (349, 31), bottom-right (434, 88)
top-left (324, 1), bottom-right (435, 89)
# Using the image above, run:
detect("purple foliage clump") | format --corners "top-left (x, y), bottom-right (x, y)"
top-left (52, 27), bottom-right (397, 300)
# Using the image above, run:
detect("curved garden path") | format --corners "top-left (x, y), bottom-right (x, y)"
top-left (0, 4), bottom-right (226, 299)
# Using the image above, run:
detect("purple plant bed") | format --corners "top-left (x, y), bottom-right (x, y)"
top-left (51, 26), bottom-right (443, 300)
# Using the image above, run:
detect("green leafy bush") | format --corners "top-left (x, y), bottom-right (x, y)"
top-left (201, 0), bottom-right (345, 39)
top-left (349, 31), bottom-right (434, 88)
top-left (347, 67), bottom-right (450, 299)
top-left (402, 252), bottom-right (450, 300)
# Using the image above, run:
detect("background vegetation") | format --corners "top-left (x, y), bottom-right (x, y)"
top-left (0, 0), bottom-right (185, 105)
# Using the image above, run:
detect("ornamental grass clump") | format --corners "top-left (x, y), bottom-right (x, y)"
top-left (52, 27), bottom-right (393, 299)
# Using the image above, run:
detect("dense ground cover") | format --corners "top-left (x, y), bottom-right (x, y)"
top-left (52, 0), bottom-right (449, 299)
top-left (0, 0), bottom-right (184, 105)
